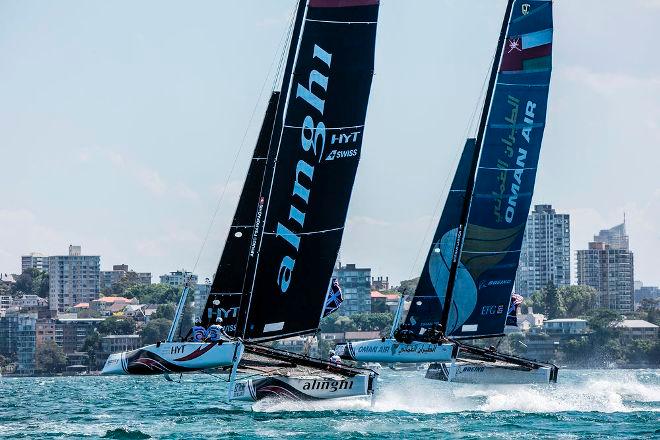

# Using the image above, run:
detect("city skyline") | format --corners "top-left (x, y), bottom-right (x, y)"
top-left (1, 0), bottom-right (659, 286)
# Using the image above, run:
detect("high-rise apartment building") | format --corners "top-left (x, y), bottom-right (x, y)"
top-left (48, 246), bottom-right (100, 313)
top-left (515, 204), bottom-right (570, 296)
top-left (22, 252), bottom-right (49, 273)
top-left (576, 223), bottom-right (634, 312)
top-left (332, 263), bottom-right (371, 315)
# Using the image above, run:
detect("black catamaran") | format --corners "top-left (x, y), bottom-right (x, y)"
top-left (205, 0), bottom-right (382, 401)
top-left (103, 0), bottom-right (382, 400)
top-left (339, 0), bottom-right (558, 383)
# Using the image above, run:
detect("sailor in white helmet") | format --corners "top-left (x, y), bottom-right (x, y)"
top-left (206, 317), bottom-right (226, 342)
top-left (328, 349), bottom-right (342, 364)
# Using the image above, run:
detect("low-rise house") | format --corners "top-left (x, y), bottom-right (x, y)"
top-left (343, 331), bottom-right (382, 341)
top-left (543, 318), bottom-right (589, 335)
top-left (517, 309), bottom-right (545, 332)
top-left (274, 336), bottom-right (318, 357)
top-left (90, 296), bottom-right (138, 316)
top-left (615, 319), bottom-right (659, 341)
top-left (13, 294), bottom-right (48, 310)
top-left (370, 291), bottom-right (400, 313)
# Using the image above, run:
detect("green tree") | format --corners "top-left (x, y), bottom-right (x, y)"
top-left (544, 282), bottom-right (565, 319)
top-left (397, 278), bottom-right (419, 296)
top-left (141, 318), bottom-right (173, 344)
top-left (82, 330), bottom-right (101, 368)
top-left (351, 312), bottom-right (394, 331)
top-left (11, 268), bottom-right (49, 298)
top-left (98, 316), bottom-right (136, 335)
top-left (35, 341), bottom-right (67, 373)
top-left (125, 283), bottom-right (180, 304)
top-left (152, 304), bottom-right (175, 320)
top-left (560, 285), bottom-right (597, 318)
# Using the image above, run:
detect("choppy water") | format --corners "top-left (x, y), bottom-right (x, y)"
top-left (0, 369), bottom-right (658, 439)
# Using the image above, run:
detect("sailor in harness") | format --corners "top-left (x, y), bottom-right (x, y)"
top-left (205, 317), bottom-right (228, 342)
top-left (190, 318), bottom-right (207, 342)
top-left (328, 349), bottom-right (342, 364)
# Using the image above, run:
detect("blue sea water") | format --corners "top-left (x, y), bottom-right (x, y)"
top-left (0, 369), bottom-right (658, 439)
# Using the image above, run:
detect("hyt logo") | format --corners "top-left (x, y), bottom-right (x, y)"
top-left (522, 3), bottom-right (530, 15)
top-left (325, 149), bottom-right (358, 161)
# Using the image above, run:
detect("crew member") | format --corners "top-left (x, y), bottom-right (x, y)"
top-left (206, 317), bottom-right (225, 342)
top-left (191, 319), bottom-right (207, 342)
top-left (328, 349), bottom-right (342, 364)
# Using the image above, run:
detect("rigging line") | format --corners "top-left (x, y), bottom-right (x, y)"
top-left (404, 45), bottom-right (494, 284)
top-left (191, 2), bottom-right (298, 274)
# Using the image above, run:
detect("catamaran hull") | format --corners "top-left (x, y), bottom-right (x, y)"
top-left (101, 341), bottom-right (242, 375)
top-left (230, 374), bottom-right (373, 402)
top-left (425, 360), bottom-right (557, 384)
top-left (337, 339), bottom-right (456, 363)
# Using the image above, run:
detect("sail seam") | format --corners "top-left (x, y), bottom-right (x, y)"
top-left (305, 19), bottom-right (376, 24)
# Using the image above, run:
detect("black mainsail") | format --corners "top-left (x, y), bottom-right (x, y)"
top-left (204, 0), bottom-right (380, 344)
top-left (239, 0), bottom-right (380, 342)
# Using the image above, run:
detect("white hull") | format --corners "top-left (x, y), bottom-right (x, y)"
top-left (230, 373), bottom-right (373, 402)
top-left (337, 339), bottom-right (455, 363)
top-left (101, 341), bottom-right (242, 375)
top-left (426, 360), bottom-right (555, 384)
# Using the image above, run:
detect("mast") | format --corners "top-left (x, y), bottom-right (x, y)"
top-left (236, 0), bottom-right (307, 339)
top-left (440, 0), bottom-right (515, 332)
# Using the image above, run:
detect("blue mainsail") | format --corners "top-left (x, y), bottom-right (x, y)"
top-left (405, 0), bottom-right (553, 339)
top-left (451, 0), bottom-right (553, 337)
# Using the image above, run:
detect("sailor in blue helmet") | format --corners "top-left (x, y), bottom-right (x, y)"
top-left (206, 317), bottom-right (226, 342)
top-left (191, 318), bottom-right (207, 342)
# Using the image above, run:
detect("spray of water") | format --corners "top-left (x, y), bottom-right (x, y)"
top-left (252, 369), bottom-right (660, 414)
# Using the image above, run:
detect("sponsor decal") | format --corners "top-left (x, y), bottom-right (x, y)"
top-left (301, 378), bottom-right (354, 392)
top-left (522, 3), bottom-right (531, 15)
top-left (249, 197), bottom-right (265, 257)
top-left (480, 304), bottom-right (505, 316)
top-left (170, 345), bottom-right (186, 355)
top-left (325, 148), bottom-right (358, 161)
top-left (461, 366), bottom-right (485, 373)
top-left (275, 43), bottom-right (333, 293)
top-left (478, 279), bottom-right (513, 290)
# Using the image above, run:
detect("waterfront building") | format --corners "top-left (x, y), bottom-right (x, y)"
top-left (332, 263), bottom-right (371, 315)
top-left (55, 317), bottom-right (104, 354)
top-left (21, 252), bottom-right (49, 273)
top-left (0, 295), bottom-right (11, 313)
top-left (0, 312), bottom-right (38, 374)
top-left (159, 271), bottom-right (198, 287)
top-left (615, 319), bottom-right (659, 342)
top-left (577, 223), bottom-right (634, 312)
top-left (370, 291), bottom-right (400, 313)
top-left (90, 296), bottom-right (137, 316)
top-left (36, 319), bottom-right (56, 347)
top-left (542, 318), bottom-right (588, 335)
top-left (515, 204), bottom-right (570, 296)
top-left (98, 334), bottom-right (141, 368)
top-left (48, 246), bottom-right (100, 313)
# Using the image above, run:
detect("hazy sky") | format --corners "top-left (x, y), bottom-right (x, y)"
top-left (1, 0), bottom-right (659, 287)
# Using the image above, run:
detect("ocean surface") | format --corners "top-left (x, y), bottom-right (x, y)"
top-left (0, 369), bottom-right (658, 439)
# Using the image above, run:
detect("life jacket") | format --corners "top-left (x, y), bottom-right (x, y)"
top-left (192, 325), bottom-right (207, 342)
top-left (206, 324), bottom-right (224, 341)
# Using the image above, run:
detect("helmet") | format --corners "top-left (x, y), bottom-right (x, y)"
top-left (194, 318), bottom-right (201, 325)
top-left (216, 317), bottom-right (223, 324)
top-left (329, 350), bottom-right (335, 355)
